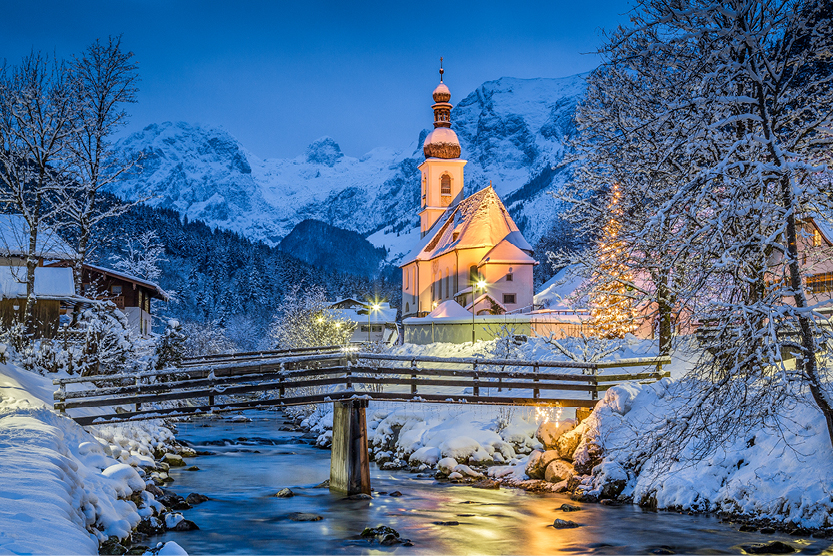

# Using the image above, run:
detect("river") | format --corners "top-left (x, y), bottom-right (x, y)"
top-left (150, 410), bottom-right (829, 555)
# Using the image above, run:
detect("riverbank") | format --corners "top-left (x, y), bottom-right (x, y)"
top-left (295, 336), bottom-right (833, 535)
top-left (0, 361), bottom-right (191, 554)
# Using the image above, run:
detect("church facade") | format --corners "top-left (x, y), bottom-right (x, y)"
top-left (400, 69), bottom-right (536, 318)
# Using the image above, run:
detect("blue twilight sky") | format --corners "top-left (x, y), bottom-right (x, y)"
top-left (1, 1), bottom-right (633, 159)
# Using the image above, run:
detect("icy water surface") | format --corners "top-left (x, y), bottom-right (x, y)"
top-left (153, 410), bottom-right (831, 555)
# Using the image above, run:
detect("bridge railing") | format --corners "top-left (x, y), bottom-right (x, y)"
top-left (53, 350), bottom-right (671, 425)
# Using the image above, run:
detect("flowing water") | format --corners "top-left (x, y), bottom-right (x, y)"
top-left (151, 410), bottom-right (830, 555)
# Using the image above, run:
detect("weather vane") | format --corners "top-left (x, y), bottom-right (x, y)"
top-left (440, 57), bottom-right (444, 82)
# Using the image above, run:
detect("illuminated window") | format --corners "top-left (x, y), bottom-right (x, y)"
top-left (441, 174), bottom-right (451, 196)
top-left (814, 228), bottom-right (822, 247)
top-left (808, 273), bottom-right (833, 294)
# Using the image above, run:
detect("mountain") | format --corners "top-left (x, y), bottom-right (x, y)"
top-left (277, 219), bottom-right (387, 277)
top-left (107, 74), bottom-right (586, 263)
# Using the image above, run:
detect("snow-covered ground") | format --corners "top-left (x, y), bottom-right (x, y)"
top-left (0, 362), bottom-right (185, 554)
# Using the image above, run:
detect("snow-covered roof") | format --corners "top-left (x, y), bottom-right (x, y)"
top-left (809, 214), bottom-right (833, 246)
top-left (428, 300), bottom-right (471, 318)
top-left (533, 265), bottom-right (588, 310)
top-left (402, 186), bottom-right (533, 265)
top-left (478, 237), bottom-right (536, 267)
top-left (0, 215), bottom-right (76, 260)
top-left (464, 292), bottom-right (507, 313)
top-left (332, 307), bottom-right (397, 324)
top-left (0, 266), bottom-right (76, 299)
top-left (80, 264), bottom-right (170, 301)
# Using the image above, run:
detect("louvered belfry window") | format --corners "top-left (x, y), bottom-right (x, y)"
top-left (441, 174), bottom-right (451, 196)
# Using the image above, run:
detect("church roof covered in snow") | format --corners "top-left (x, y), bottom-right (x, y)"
top-left (402, 186), bottom-right (533, 265)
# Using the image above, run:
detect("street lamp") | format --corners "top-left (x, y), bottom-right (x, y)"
top-left (472, 279), bottom-right (486, 344)
top-left (368, 302), bottom-right (381, 343)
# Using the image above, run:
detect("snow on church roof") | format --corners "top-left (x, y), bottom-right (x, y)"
top-left (478, 237), bottom-right (536, 267)
top-left (402, 186), bottom-right (533, 265)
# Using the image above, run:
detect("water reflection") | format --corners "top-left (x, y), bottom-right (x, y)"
top-left (152, 411), bottom-right (829, 555)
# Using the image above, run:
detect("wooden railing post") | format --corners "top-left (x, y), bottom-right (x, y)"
top-left (410, 359), bottom-right (418, 395)
top-left (591, 364), bottom-right (599, 400)
top-left (54, 379), bottom-right (66, 414)
top-left (533, 364), bottom-right (539, 400)
top-left (473, 361), bottom-right (479, 398)
top-left (345, 358), bottom-right (352, 390)
top-left (279, 362), bottom-right (285, 398)
top-left (208, 370), bottom-right (216, 406)
top-left (134, 375), bottom-right (142, 412)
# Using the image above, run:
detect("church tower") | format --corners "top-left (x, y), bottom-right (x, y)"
top-left (419, 60), bottom-right (466, 236)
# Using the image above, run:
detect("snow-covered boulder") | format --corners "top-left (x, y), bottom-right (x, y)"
top-left (545, 460), bottom-right (576, 483)
top-left (535, 419), bottom-right (575, 451)
top-left (555, 422), bottom-right (587, 462)
top-left (592, 461), bottom-right (628, 499)
top-left (440, 436), bottom-right (481, 463)
top-left (525, 449), bottom-right (561, 480)
top-left (409, 446), bottom-right (441, 467)
top-left (437, 457), bottom-right (459, 476)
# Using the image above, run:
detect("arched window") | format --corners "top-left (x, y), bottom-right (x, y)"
top-left (469, 265), bottom-right (478, 286)
top-left (445, 268), bottom-right (450, 298)
top-left (441, 174), bottom-right (452, 196)
top-left (405, 302), bottom-right (410, 314)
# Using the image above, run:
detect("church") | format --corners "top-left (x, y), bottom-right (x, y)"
top-left (400, 67), bottom-right (536, 318)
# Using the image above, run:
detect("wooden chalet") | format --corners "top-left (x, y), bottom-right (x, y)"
top-left (48, 262), bottom-right (169, 336)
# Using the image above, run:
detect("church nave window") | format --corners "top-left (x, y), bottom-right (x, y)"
top-left (441, 174), bottom-right (451, 196)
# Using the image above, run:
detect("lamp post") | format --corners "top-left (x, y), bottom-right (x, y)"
top-left (471, 280), bottom-right (486, 345)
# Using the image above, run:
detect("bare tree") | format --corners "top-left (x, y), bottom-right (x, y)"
top-left (63, 36), bottom-right (140, 296)
top-left (0, 52), bottom-right (75, 333)
top-left (112, 230), bottom-right (166, 281)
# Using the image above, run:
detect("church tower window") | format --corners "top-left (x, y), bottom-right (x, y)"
top-left (441, 174), bottom-right (451, 196)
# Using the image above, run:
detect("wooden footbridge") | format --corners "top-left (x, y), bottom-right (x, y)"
top-left (54, 346), bottom-right (669, 495)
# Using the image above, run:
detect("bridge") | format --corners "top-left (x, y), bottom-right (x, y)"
top-left (54, 347), bottom-right (670, 495)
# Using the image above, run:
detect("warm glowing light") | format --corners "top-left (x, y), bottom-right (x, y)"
top-left (371, 303), bottom-right (381, 312)
top-left (316, 317), bottom-right (324, 324)
top-left (432, 301), bottom-right (438, 308)
top-left (476, 280), bottom-right (487, 290)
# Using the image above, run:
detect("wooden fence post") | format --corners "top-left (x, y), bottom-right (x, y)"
top-left (410, 359), bottom-right (418, 395)
top-left (208, 370), bottom-right (215, 406)
top-left (533, 364), bottom-right (539, 400)
top-left (473, 361), bottom-right (479, 398)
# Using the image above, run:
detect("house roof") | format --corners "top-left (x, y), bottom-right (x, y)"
top-left (533, 265), bottom-right (588, 311)
top-left (0, 266), bottom-right (77, 300)
top-left (402, 186), bottom-right (533, 265)
top-left (46, 262), bottom-right (170, 301)
top-left (427, 299), bottom-right (471, 318)
top-left (0, 215), bottom-right (76, 260)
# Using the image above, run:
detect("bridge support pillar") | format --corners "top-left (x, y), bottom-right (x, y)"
top-left (329, 399), bottom-right (370, 496)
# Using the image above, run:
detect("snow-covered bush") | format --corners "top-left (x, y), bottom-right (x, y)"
top-left (181, 320), bottom-right (235, 357)
top-left (74, 302), bottom-right (140, 376)
top-left (154, 319), bottom-right (186, 369)
top-left (268, 285), bottom-right (355, 349)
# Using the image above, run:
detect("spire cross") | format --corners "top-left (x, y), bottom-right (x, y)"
top-left (439, 57), bottom-right (444, 82)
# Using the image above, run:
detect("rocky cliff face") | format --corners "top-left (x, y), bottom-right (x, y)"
top-left (107, 74), bottom-right (586, 260)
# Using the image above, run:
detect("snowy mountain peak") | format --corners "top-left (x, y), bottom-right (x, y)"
top-left (108, 74), bottom-right (587, 252)
top-left (305, 136), bottom-right (344, 167)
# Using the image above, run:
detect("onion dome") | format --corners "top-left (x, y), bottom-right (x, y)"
top-left (433, 82), bottom-right (451, 103)
top-left (423, 58), bottom-right (461, 159)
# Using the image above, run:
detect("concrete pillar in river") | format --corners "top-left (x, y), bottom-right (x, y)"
top-left (329, 399), bottom-right (371, 495)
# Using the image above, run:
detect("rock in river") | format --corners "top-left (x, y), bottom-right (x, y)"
top-left (288, 512), bottom-right (323, 522)
top-left (552, 519), bottom-right (581, 529)
top-left (186, 493), bottom-right (210, 505)
top-left (741, 541), bottom-right (796, 554)
top-left (275, 488), bottom-right (294, 498)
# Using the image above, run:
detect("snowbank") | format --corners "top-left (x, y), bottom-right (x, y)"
top-left (0, 362), bottom-right (183, 554)
top-left (573, 378), bottom-right (833, 528)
